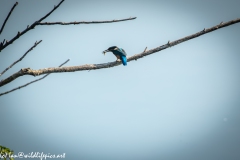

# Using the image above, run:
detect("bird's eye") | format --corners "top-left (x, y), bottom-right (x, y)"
top-left (114, 47), bottom-right (118, 50)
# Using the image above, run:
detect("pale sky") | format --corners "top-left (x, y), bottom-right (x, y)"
top-left (1, 0), bottom-right (240, 160)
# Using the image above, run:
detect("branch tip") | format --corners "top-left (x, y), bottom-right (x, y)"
top-left (0, 1), bottom-right (18, 34)
top-left (143, 47), bottom-right (148, 52)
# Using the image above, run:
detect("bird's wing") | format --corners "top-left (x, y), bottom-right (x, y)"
top-left (119, 48), bottom-right (127, 56)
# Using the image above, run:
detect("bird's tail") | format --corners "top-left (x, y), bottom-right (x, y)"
top-left (121, 56), bottom-right (127, 66)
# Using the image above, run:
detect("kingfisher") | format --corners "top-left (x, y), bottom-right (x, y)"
top-left (103, 46), bottom-right (127, 66)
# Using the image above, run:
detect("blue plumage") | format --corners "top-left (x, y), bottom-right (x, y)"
top-left (120, 55), bottom-right (127, 66)
top-left (103, 46), bottom-right (127, 66)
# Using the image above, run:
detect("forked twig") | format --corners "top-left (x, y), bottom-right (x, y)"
top-left (0, 0), bottom-right (64, 52)
top-left (0, 0), bottom-right (137, 52)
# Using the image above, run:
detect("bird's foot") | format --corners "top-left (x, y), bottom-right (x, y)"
top-left (116, 59), bottom-right (121, 62)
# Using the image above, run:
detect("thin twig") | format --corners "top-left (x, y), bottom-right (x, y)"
top-left (0, 2), bottom-right (18, 35)
top-left (143, 47), bottom-right (147, 52)
top-left (58, 58), bottom-right (70, 67)
top-left (0, 59), bottom-right (70, 96)
top-left (0, 18), bottom-right (240, 88)
top-left (0, 0), bottom-right (64, 52)
top-left (0, 40), bottom-right (42, 77)
top-left (38, 17), bottom-right (137, 25)
top-left (135, 47), bottom-right (147, 61)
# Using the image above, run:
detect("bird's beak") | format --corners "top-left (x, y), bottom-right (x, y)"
top-left (102, 50), bottom-right (109, 55)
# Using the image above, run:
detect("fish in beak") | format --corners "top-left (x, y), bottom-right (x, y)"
top-left (102, 49), bottom-right (109, 55)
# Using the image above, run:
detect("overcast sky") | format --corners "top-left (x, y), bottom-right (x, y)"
top-left (1, 0), bottom-right (240, 160)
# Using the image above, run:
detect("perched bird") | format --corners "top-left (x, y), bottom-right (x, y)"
top-left (103, 46), bottom-right (127, 66)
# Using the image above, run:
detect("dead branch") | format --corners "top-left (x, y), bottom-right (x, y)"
top-left (0, 2), bottom-right (18, 35)
top-left (0, 0), bottom-right (64, 52)
top-left (0, 0), bottom-right (136, 53)
top-left (0, 59), bottom-right (70, 96)
top-left (0, 40), bottom-right (42, 77)
top-left (0, 17), bottom-right (239, 88)
top-left (38, 17), bottom-right (137, 25)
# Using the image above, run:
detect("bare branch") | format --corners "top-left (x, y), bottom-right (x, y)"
top-left (0, 17), bottom-right (239, 87)
top-left (0, 59), bottom-right (70, 97)
top-left (0, 0), bottom-right (136, 53)
top-left (38, 17), bottom-right (137, 25)
top-left (0, 2), bottom-right (18, 35)
top-left (0, 0), bottom-right (64, 52)
top-left (0, 40), bottom-right (42, 77)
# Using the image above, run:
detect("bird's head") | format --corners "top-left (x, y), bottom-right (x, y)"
top-left (102, 46), bottom-right (118, 55)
